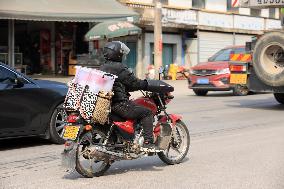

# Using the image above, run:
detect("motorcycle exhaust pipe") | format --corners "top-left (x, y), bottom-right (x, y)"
top-left (89, 145), bottom-right (126, 160)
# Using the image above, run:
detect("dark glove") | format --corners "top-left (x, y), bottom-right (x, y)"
top-left (146, 80), bottom-right (174, 93)
top-left (141, 79), bottom-right (148, 91)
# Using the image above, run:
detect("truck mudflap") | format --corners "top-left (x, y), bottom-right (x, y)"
top-left (248, 68), bottom-right (284, 93)
top-left (229, 53), bottom-right (251, 86)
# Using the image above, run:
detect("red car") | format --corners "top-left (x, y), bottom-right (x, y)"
top-left (188, 46), bottom-right (249, 96)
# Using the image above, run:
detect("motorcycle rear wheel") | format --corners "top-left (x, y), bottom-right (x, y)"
top-left (75, 128), bottom-right (111, 178)
top-left (158, 120), bottom-right (190, 165)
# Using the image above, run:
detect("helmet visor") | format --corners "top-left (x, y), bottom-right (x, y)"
top-left (119, 41), bottom-right (130, 55)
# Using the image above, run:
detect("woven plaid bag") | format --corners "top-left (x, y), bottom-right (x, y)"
top-left (92, 91), bottom-right (113, 125)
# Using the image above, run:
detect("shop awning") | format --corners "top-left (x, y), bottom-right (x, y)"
top-left (0, 0), bottom-right (139, 22)
top-left (85, 21), bottom-right (142, 41)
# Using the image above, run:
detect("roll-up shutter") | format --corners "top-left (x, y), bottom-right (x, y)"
top-left (199, 31), bottom-right (234, 63)
top-left (235, 34), bottom-right (254, 46)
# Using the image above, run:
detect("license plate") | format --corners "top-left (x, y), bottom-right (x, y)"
top-left (63, 126), bottom-right (80, 140)
top-left (197, 78), bottom-right (209, 84)
top-left (230, 74), bottom-right (247, 85)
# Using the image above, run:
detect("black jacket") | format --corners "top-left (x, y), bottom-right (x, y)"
top-left (100, 61), bottom-right (147, 104)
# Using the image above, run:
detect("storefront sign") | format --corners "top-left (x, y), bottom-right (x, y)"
top-left (265, 19), bottom-right (282, 30)
top-left (199, 12), bottom-right (233, 29)
top-left (234, 15), bottom-right (264, 30)
top-left (162, 8), bottom-right (198, 25)
top-left (240, 0), bottom-right (284, 7)
top-left (108, 22), bottom-right (136, 32)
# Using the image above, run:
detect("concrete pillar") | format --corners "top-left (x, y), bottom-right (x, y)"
top-left (8, 20), bottom-right (15, 68)
top-left (51, 22), bottom-right (56, 73)
top-left (197, 29), bottom-right (200, 64)
top-left (136, 35), bottom-right (143, 79)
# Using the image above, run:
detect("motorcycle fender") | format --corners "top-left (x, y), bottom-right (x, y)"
top-left (61, 141), bottom-right (78, 171)
top-left (159, 114), bottom-right (182, 127)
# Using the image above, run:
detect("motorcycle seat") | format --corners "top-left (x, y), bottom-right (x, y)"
top-left (109, 113), bottom-right (127, 122)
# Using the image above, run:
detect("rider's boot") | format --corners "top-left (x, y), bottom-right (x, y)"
top-left (142, 140), bottom-right (161, 152)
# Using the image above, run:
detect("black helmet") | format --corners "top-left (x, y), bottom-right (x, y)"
top-left (103, 41), bottom-right (130, 62)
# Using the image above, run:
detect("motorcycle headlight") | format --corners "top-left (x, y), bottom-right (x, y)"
top-left (215, 68), bottom-right (230, 75)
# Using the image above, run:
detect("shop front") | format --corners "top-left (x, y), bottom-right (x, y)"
top-left (0, 0), bottom-right (139, 75)
top-left (0, 20), bottom-right (90, 75)
top-left (134, 6), bottom-right (198, 77)
top-left (145, 32), bottom-right (182, 76)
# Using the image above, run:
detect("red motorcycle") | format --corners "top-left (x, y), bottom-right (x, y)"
top-left (61, 80), bottom-right (190, 178)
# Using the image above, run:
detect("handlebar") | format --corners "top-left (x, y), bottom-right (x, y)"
top-left (141, 90), bottom-right (174, 99)
top-left (146, 80), bottom-right (174, 93)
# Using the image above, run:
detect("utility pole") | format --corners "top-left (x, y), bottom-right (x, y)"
top-left (154, 0), bottom-right (162, 79)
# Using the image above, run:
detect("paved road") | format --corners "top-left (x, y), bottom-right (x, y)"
top-left (1, 80), bottom-right (284, 189)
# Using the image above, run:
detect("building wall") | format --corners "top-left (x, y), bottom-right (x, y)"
top-left (205, 0), bottom-right (227, 12)
top-left (235, 34), bottom-right (254, 46)
top-left (143, 33), bottom-right (182, 74)
top-left (275, 8), bottom-right (280, 19)
top-left (185, 38), bottom-right (198, 67)
top-left (261, 9), bottom-right (269, 18)
top-left (122, 0), bottom-right (281, 75)
top-left (168, 0), bottom-right (191, 8)
top-left (198, 31), bottom-right (234, 63)
top-left (239, 8), bottom-right (250, 15)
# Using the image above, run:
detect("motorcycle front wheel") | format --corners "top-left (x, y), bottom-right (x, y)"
top-left (75, 128), bottom-right (111, 178)
top-left (158, 120), bottom-right (190, 165)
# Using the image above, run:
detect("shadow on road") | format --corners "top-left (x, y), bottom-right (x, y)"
top-left (187, 92), bottom-right (232, 98)
top-left (226, 98), bottom-right (284, 111)
top-left (63, 157), bottom-right (190, 179)
top-left (188, 91), bottom-right (265, 98)
top-left (0, 137), bottom-right (52, 151)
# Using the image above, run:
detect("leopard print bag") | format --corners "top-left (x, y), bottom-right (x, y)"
top-left (64, 82), bottom-right (85, 110)
top-left (79, 86), bottom-right (98, 120)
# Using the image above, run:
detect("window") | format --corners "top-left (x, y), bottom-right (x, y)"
top-left (209, 48), bottom-right (245, 62)
top-left (209, 49), bottom-right (232, 62)
top-left (160, 0), bottom-right (168, 5)
top-left (227, 0), bottom-right (238, 12)
top-left (269, 8), bottom-right (276, 19)
top-left (232, 48), bottom-right (246, 54)
top-left (251, 9), bottom-right (261, 17)
top-left (192, 0), bottom-right (205, 9)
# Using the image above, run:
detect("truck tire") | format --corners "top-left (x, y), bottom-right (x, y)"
top-left (253, 31), bottom-right (284, 87)
top-left (274, 93), bottom-right (284, 104)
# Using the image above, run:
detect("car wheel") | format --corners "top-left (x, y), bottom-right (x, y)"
top-left (193, 89), bottom-right (208, 96)
top-left (49, 103), bottom-right (67, 144)
top-left (233, 85), bottom-right (249, 96)
top-left (274, 93), bottom-right (284, 104)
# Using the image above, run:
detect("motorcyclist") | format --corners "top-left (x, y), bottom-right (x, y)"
top-left (100, 41), bottom-right (158, 150)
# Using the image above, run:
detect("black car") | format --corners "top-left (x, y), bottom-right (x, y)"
top-left (0, 63), bottom-right (68, 143)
